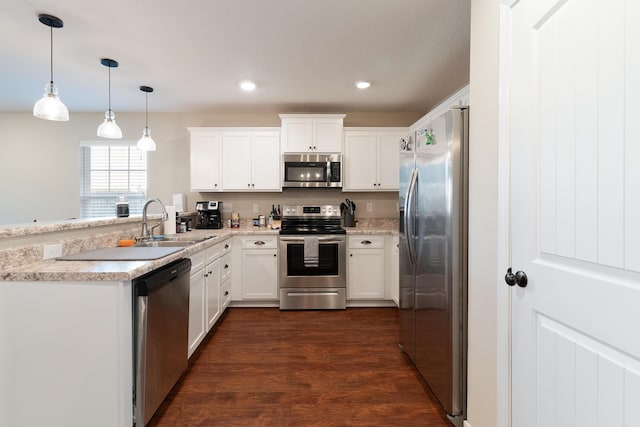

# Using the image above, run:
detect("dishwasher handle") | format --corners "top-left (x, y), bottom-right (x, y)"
top-left (135, 258), bottom-right (191, 296)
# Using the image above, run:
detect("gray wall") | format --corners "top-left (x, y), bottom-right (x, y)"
top-left (0, 111), bottom-right (418, 225)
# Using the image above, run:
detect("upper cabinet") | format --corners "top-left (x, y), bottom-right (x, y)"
top-left (188, 129), bottom-right (222, 192)
top-left (221, 130), bottom-right (281, 191)
top-left (280, 114), bottom-right (345, 153)
top-left (189, 127), bottom-right (280, 193)
top-left (343, 129), bottom-right (406, 191)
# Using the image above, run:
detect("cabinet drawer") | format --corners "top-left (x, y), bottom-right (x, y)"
top-left (206, 244), bottom-right (221, 263)
top-left (189, 250), bottom-right (206, 272)
top-left (220, 238), bottom-right (232, 255)
top-left (220, 253), bottom-right (232, 282)
top-left (348, 235), bottom-right (385, 249)
top-left (221, 279), bottom-right (232, 309)
top-left (240, 236), bottom-right (278, 249)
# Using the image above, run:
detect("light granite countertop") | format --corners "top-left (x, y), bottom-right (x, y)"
top-left (0, 220), bottom-right (397, 282)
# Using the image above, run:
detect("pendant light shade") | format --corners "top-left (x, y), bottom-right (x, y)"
top-left (97, 58), bottom-right (122, 139)
top-left (137, 86), bottom-right (156, 151)
top-left (33, 14), bottom-right (69, 121)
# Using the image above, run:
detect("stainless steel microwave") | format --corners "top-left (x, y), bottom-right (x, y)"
top-left (282, 153), bottom-right (342, 188)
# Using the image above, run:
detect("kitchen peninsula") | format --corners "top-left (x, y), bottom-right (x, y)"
top-left (0, 215), bottom-right (397, 427)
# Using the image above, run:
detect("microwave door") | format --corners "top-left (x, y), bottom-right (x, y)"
top-left (326, 159), bottom-right (331, 187)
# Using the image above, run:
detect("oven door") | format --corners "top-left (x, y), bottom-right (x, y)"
top-left (278, 235), bottom-right (346, 288)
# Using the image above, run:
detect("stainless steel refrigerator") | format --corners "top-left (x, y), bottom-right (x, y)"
top-left (399, 107), bottom-right (468, 427)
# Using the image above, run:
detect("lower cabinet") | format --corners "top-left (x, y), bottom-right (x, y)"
top-left (188, 238), bottom-right (231, 358)
top-left (391, 235), bottom-right (399, 305)
top-left (220, 241), bottom-right (233, 309)
top-left (239, 236), bottom-right (279, 300)
top-left (188, 250), bottom-right (207, 358)
top-left (347, 235), bottom-right (386, 299)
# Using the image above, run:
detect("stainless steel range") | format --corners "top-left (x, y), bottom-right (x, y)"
top-left (278, 205), bottom-right (346, 310)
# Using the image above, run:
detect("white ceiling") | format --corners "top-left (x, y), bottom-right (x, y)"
top-left (0, 0), bottom-right (470, 114)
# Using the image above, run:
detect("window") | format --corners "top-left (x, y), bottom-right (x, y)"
top-left (80, 142), bottom-right (147, 218)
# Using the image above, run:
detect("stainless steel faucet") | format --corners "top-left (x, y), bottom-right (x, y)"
top-left (141, 198), bottom-right (169, 239)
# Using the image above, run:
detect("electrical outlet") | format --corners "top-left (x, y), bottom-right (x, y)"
top-left (253, 204), bottom-right (259, 213)
top-left (366, 202), bottom-right (373, 213)
top-left (43, 243), bottom-right (63, 260)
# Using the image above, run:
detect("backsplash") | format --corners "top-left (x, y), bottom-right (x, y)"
top-left (188, 189), bottom-right (399, 223)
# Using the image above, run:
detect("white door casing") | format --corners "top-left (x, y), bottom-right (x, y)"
top-left (506, 0), bottom-right (640, 426)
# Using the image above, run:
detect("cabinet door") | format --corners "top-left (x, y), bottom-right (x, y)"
top-left (190, 133), bottom-right (222, 191)
top-left (188, 269), bottom-right (206, 358)
top-left (391, 236), bottom-right (399, 305)
top-left (344, 132), bottom-right (377, 190)
top-left (205, 259), bottom-right (221, 331)
top-left (251, 132), bottom-right (281, 190)
top-left (348, 248), bottom-right (385, 299)
top-left (377, 132), bottom-right (402, 190)
top-left (222, 132), bottom-right (252, 190)
top-left (314, 119), bottom-right (343, 152)
top-left (240, 249), bottom-right (278, 299)
top-left (282, 119), bottom-right (313, 152)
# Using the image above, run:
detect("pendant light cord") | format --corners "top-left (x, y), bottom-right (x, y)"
top-left (145, 92), bottom-right (149, 127)
top-left (107, 66), bottom-right (112, 112)
top-left (49, 24), bottom-right (54, 84)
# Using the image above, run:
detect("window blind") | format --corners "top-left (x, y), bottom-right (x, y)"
top-left (80, 142), bottom-right (147, 219)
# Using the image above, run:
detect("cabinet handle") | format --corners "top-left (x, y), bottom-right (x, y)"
top-left (224, 291), bottom-right (229, 296)
top-left (254, 240), bottom-right (266, 246)
top-left (247, 183), bottom-right (251, 187)
top-left (224, 244), bottom-right (229, 249)
top-left (252, 183), bottom-right (255, 187)
top-left (273, 253), bottom-right (277, 257)
top-left (204, 273), bottom-right (208, 278)
top-left (224, 264), bottom-right (229, 269)
top-left (361, 240), bottom-right (372, 245)
top-left (215, 183), bottom-right (218, 187)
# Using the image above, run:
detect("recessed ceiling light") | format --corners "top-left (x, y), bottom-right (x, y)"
top-left (356, 81), bottom-right (371, 89)
top-left (240, 80), bottom-right (256, 91)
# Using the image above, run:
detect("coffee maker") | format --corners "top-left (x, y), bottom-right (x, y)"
top-left (195, 201), bottom-right (223, 229)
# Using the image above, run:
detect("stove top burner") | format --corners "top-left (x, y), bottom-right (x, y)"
top-left (279, 226), bottom-right (346, 235)
top-left (279, 204), bottom-right (346, 235)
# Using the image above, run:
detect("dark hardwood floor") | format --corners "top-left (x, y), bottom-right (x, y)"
top-left (148, 307), bottom-right (451, 427)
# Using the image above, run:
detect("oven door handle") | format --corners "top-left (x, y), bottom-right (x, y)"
top-left (279, 236), bottom-right (345, 243)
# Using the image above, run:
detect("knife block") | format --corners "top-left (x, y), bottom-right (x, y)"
top-left (342, 212), bottom-right (355, 227)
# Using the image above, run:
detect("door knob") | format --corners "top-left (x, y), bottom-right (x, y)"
top-left (505, 267), bottom-right (528, 288)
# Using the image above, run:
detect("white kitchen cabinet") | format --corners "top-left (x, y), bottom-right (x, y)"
top-left (188, 129), bottom-right (222, 192)
top-left (391, 235), bottom-right (399, 305)
top-left (347, 235), bottom-right (386, 299)
top-left (188, 250), bottom-right (206, 357)
top-left (221, 130), bottom-right (281, 191)
top-left (239, 236), bottom-right (278, 300)
top-left (280, 114), bottom-right (345, 153)
top-left (188, 241), bottom-right (229, 358)
top-left (220, 239), bottom-right (232, 309)
top-left (205, 250), bottom-right (221, 331)
top-left (343, 129), bottom-right (406, 191)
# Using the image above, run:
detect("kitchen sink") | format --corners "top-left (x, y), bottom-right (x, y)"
top-left (135, 240), bottom-right (197, 248)
top-left (134, 235), bottom-right (216, 248)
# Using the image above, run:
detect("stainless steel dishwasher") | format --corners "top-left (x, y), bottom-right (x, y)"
top-left (133, 258), bottom-right (191, 426)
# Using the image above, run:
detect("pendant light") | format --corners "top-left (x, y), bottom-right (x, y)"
top-left (137, 86), bottom-right (156, 151)
top-left (97, 58), bottom-right (122, 139)
top-left (33, 14), bottom-right (69, 121)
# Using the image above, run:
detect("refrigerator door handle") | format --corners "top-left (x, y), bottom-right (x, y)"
top-left (404, 169), bottom-right (418, 268)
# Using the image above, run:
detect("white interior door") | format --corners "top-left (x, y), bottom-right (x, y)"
top-left (507, 0), bottom-right (640, 426)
